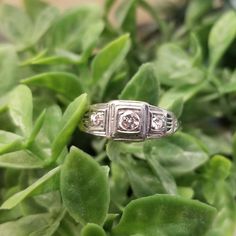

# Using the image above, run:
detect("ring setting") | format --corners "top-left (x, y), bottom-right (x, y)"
top-left (80, 100), bottom-right (179, 141)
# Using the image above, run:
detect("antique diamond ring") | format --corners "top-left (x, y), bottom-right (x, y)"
top-left (80, 100), bottom-right (179, 141)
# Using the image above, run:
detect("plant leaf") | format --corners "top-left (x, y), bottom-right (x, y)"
top-left (81, 223), bottom-right (106, 236)
top-left (146, 156), bottom-right (177, 195)
top-left (44, 6), bottom-right (102, 51)
top-left (156, 43), bottom-right (205, 86)
top-left (107, 141), bottom-right (167, 197)
top-left (0, 213), bottom-right (55, 236)
top-left (8, 85), bottom-right (33, 137)
top-left (110, 162), bottom-right (129, 207)
top-left (40, 105), bottom-right (62, 145)
top-left (30, 6), bottom-right (59, 45)
top-left (51, 93), bottom-right (89, 162)
top-left (205, 183), bottom-right (236, 236)
top-left (30, 210), bottom-right (65, 236)
top-left (112, 194), bottom-right (216, 236)
top-left (0, 45), bottom-right (18, 95)
top-left (201, 155), bottom-right (232, 204)
top-left (26, 109), bottom-right (46, 147)
top-left (80, 21), bottom-right (104, 60)
top-left (116, 0), bottom-right (137, 39)
top-left (119, 156), bottom-right (166, 197)
top-left (0, 4), bottom-right (32, 49)
top-left (37, 105), bottom-right (62, 147)
top-left (159, 82), bottom-right (206, 109)
top-left (144, 132), bottom-right (209, 176)
top-left (0, 166), bottom-right (60, 210)
top-left (0, 150), bottom-right (43, 169)
top-left (119, 63), bottom-right (159, 105)
top-left (209, 11), bottom-right (236, 68)
top-left (22, 72), bottom-right (84, 100)
top-left (91, 34), bottom-right (131, 100)
top-left (185, 0), bottom-right (212, 27)
top-left (168, 97), bottom-right (184, 118)
top-left (60, 147), bottom-right (110, 225)
top-left (23, 0), bottom-right (49, 21)
top-left (0, 131), bottom-right (23, 155)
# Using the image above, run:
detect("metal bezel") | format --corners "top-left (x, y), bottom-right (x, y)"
top-left (107, 100), bottom-right (149, 141)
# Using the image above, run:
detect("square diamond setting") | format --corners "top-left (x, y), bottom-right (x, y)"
top-left (108, 100), bottom-right (148, 140)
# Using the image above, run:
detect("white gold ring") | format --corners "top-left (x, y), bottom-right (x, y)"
top-left (80, 100), bottom-right (179, 141)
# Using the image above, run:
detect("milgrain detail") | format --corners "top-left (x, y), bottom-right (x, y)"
top-left (80, 100), bottom-right (179, 141)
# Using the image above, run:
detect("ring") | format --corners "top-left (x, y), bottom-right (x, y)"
top-left (80, 100), bottom-right (179, 141)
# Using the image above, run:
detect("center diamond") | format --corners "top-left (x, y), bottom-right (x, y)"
top-left (119, 111), bottom-right (140, 131)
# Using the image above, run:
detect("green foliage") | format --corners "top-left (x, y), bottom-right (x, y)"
top-left (61, 147), bottom-right (109, 225)
top-left (22, 72), bottom-right (84, 100)
top-left (112, 195), bottom-right (216, 236)
top-left (0, 0), bottom-right (235, 235)
top-left (119, 63), bottom-right (159, 105)
top-left (208, 11), bottom-right (236, 70)
top-left (81, 223), bottom-right (106, 236)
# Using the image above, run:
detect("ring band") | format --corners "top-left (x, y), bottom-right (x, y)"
top-left (80, 100), bottom-right (179, 141)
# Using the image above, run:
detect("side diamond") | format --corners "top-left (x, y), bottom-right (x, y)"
top-left (151, 113), bottom-right (165, 131)
top-left (90, 112), bottom-right (104, 127)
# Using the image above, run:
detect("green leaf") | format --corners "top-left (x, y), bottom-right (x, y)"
top-left (0, 166), bottom-right (60, 210)
top-left (22, 72), bottom-right (84, 100)
top-left (168, 97), bottom-right (184, 118)
top-left (0, 131), bottom-right (23, 155)
top-left (0, 45), bottom-right (18, 94)
top-left (119, 63), bottom-right (159, 105)
top-left (220, 80), bottom-right (236, 95)
top-left (106, 141), bottom-right (145, 162)
top-left (107, 142), bottom-right (168, 197)
top-left (190, 33), bottom-right (203, 66)
top-left (185, 0), bottom-right (212, 27)
top-left (202, 155), bottom-right (232, 204)
top-left (205, 183), bottom-right (236, 236)
top-left (159, 82), bottom-right (206, 109)
top-left (80, 21), bottom-right (104, 59)
top-left (105, 0), bottom-right (116, 14)
top-left (110, 162), bottom-right (129, 207)
top-left (121, 156), bottom-right (166, 197)
top-left (156, 43), bottom-right (205, 86)
top-left (21, 51), bottom-right (82, 65)
top-left (81, 223), bottom-right (106, 236)
top-left (0, 150), bottom-right (43, 169)
top-left (116, 0), bottom-right (137, 39)
top-left (209, 11), bottom-right (236, 68)
top-left (23, 0), bottom-right (49, 21)
top-left (8, 85), bottom-right (33, 137)
top-left (144, 132), bottom-right (209, 176)
top-left (51, 93), bottom-right (89, 162)
top-left (60, 147), bottom-right (110, 225)
top-left (26, 109), bottom-right (46, 147)
top-left (44, 6), bottom-right (102, 51)
top-left (30, 6), bottom-right (59, 45)
top-left (112, 194), bottom-right (216, 236)
top-left (177, 187), bottom-right (194, 199)
top-left (146, 156), bottom-right (177, 195)
top-left (206, 155), bottom-right (232, 181)
top-left (30, 210), bottom-right (65, 236)
top-left (91, 34), bottom-right (131, 99)
top-left (0, 213), bottom-right (55, 236)
top-left (40, 105), bottom-right (62, 144)
top-left (0, 4), bottom-right (32, 49)
top-left (233, 132), bottom-right (236, 160)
